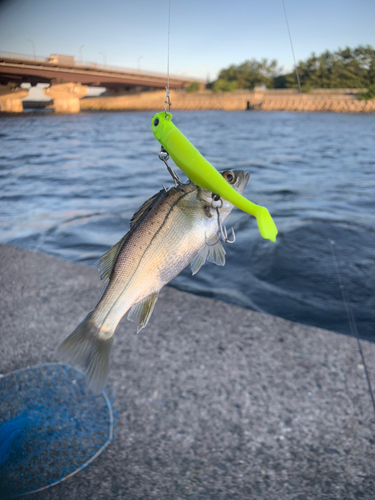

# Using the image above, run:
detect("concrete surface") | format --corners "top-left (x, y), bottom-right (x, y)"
top-left (1, 243), bottom-right (374, 499)
top-left (43, 82), bottom-right (88, 114)
top-left (0, 85), bottom-right (29, 113)
top-left (80, 89), bottom-right (375, 113)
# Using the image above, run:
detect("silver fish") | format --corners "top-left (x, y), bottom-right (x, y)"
top-left (58, 169), bottom-right (249, 393)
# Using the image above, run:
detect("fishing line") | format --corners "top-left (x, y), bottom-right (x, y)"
top-left (281, 0), bottom-right (302, 93)
top-left (329, 239), bottom-right (375, 417)
top-left (280, 2), bottom-right (375, 415)
top-left (164, 0), bottom-right (172, 113)
top-left (282, 0), bottom-right (375, 421)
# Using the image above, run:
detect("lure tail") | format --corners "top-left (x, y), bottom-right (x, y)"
top-left (254, 206), bottom-right (278, 242)
top-left (58, 313), bottom-right (114, 394)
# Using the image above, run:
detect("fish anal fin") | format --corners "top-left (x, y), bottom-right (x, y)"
top-left (190, 247), bottom-right (209, 275)
top-left (127, 293), bottom-right (159, 332)
top-left (96, 234), bottom-right (128, 281)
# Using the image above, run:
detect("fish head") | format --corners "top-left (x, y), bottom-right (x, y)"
top-left (151, 112), bottom-right (173, 142)
top-left (198, 169), bottom-right (250, 216)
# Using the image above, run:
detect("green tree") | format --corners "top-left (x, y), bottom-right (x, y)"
top-left (210, 45), bottom-right (375, 92)
top-left (186, 81), bottom-right (200, 93)
top-left (286, 45), bottom-right (375, 89)
top-left (358, 84), bottom-right (375, 100)
top-left (211, 79), bottom-right (237, 92)
top-left (211, 58), bottom-right (281, 91)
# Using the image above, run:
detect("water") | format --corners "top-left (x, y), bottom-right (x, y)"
top-left (1, 110), bottom-right (374, 341)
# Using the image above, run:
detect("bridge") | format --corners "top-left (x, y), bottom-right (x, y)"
top-left (0, 51), bottom-right (203, 113)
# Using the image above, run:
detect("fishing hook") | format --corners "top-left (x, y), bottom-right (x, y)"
top-left (210, 195), bottom-right (236, 244)
top-left (158, 147), bottom-right (182, 188)
top-left (205, 224), bottom-right (236, 246)
top-left (205, 231), bottom-right (220, 247)
top-left (216, 207), bottom-right (236, 244)
top-left (206, 194), bottom-right (236, 245)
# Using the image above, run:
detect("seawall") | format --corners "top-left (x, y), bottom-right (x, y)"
top-left (1, 242), bottom-right (375, 498)
top-left (80, 89), bottom-right (375, 113)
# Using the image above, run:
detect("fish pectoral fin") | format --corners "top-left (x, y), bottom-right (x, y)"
top-left (190, 239), bottom-right (226, 276)
top-left (190, 246), bottom-right (209, 275)
top-left (127, 293), bottom-right (159, 333)
top-left (207, 240), bottom-right (226, 266)
top-left (96, 234), bottom-right (128, 281)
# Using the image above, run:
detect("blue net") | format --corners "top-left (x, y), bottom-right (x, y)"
top-left (0, 363), bottom-right (115, 497)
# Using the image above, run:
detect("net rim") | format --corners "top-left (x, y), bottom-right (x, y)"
top-left (0, 362), bottom-right (114, 497)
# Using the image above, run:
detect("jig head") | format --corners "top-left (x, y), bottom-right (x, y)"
top-left (151, 111), bottom-right (277, 242)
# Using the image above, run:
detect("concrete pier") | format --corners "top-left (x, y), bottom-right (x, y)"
top-left (80, 89), bottom-right (375, 113)
top-left (0, 85), bottom-right (29, 113)
top-left (43, 82), bottom-right (88, 113)
top-left (1, 243), bottom-right (374, 499)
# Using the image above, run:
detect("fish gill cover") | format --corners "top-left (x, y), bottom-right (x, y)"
top-left (0, 363), bottom-right (116, 498)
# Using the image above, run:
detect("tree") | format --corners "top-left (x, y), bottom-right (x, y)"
top-left (210, 46), bottom-right (375, 92)
top-left (286, 45), bottom-right (375, 89)
top-left (211, 58), bottom-right (281, 91)
top-left (186, 82), bottom-right (200, 93)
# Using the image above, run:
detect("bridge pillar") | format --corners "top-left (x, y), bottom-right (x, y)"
top-left (43, 83), bottom-right (88, 113)
top-left (0, 85), bottom-right (29, 113)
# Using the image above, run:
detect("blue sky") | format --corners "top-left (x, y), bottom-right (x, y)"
top-left (1, 0), bottom-right (375, 81)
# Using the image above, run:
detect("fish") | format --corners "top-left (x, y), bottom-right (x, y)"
top-left (151, 111), bottom-right (277, 242)
top-left (58, 170), bottom-right (249, 394)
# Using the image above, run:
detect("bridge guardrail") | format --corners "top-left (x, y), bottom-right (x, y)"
top-left (0, 51), bottom-right (48, 64)
top-left (0, 51), bottom-right (200, 82)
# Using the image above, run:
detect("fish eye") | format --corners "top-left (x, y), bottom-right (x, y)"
top-left (212, 194), bottom-right (220, 202)
top-left (154, 118), bottom-right (159, 126)
top-left (223, 171), bottom-right (235, 184)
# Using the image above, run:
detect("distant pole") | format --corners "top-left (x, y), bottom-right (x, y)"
top-left (79, 44), bottom-right (86, 64)
top-left (137, 56), bottom-right (143, 72)
top-left (99, 52), bottom-right (107, 67)
top-left (27, 39), bottom-right (36, 60)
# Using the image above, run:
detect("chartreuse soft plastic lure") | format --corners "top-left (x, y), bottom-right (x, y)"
top-left (151, 111), bottom-right (277, 242)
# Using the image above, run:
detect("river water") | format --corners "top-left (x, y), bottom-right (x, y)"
top-left (1, 110), bottom-right (374, 341)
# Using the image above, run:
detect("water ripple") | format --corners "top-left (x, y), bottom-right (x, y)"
top-left (1, 110), bottom-right (374, 341)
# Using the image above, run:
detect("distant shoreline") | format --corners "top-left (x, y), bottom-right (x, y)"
top-left (78, 89), bottom-right (375, 113)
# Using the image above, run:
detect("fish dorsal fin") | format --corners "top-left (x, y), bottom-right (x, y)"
top-left (190, 239), bottom-right (226, 275)
top-left (96, 234), bottom-right (128, 281)
top-left (127, 292), bottom-right (159, 332)
top-left (96, 189), bottom-right (165, 281)
top-left (130, 189), bottom-right (165, 228)
top-left (97, 189), bottom-right (165, 281)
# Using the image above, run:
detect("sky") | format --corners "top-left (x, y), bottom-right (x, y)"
top-left (0, 0), bottom-right (374, 83)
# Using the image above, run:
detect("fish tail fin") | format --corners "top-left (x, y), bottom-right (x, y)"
top-left (58, 313), bottom-right (114, 395)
